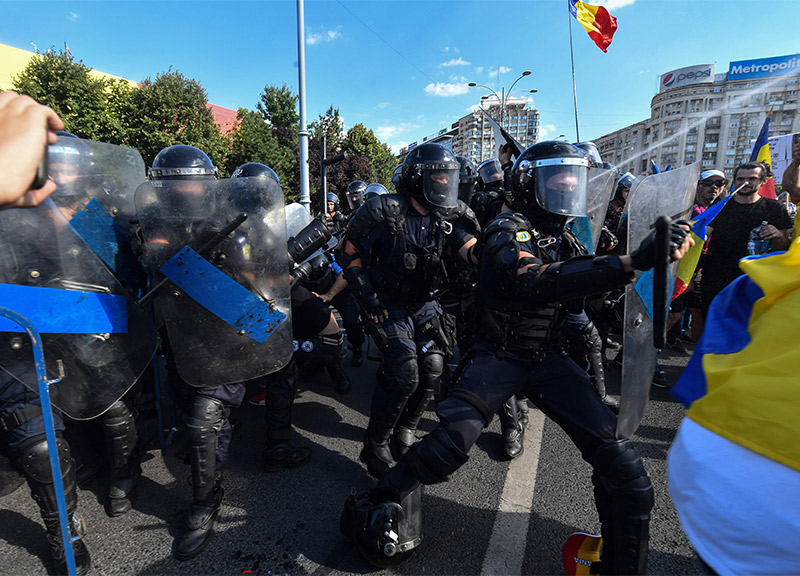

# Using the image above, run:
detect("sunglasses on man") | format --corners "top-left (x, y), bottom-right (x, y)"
top-left (700, 180), bottom-right (726, 188)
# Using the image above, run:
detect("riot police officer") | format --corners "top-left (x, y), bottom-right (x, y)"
top-left (325, 192), bottom-right (347, 235)
top-left (337, 143), bottom-right (479, 478)
top-left (342, 141), bottom-right (694, 574)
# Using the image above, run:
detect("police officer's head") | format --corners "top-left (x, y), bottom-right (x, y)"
top-left (346, 180), bottom-right (367, 210)
top-left (477, 158), bottom-right (504, 193)
top-left (326, 192), bottom-right (339, 215)
top-left (574, 141), bottom-right (602, 167)
top-left (614, 172), bottom-right (636, 206)
top-left (148, 145), bottom-right (218, 181)
top-left (49, 132), bottom-right (91, 188)
top-left (364, 183), bottom-right (388, 201)
top-left (455, 156), bottom-right (478, 203)
top-left (399, 143), bottom-right (460, 210)
top-left (231, 162), bottom-right (281, 186)
top-left (508, 141), bottom-right (590, 235)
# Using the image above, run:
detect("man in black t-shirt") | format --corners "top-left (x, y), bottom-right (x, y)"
top-left (701, 161), bottom-right (792, 315)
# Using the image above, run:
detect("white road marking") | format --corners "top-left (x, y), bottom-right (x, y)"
top-left (480, 409), bottom-right (546, 576)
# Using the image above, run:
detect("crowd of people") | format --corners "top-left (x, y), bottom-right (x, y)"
top-left (1, 91), bottom-right (797, 576)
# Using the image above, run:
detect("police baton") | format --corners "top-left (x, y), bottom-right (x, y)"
top-left (652, 215), bottom-right (671, 349)
top-left (138, 213), bottom-right (248, 307)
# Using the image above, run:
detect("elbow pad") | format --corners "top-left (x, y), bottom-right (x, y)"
top-left (519, 255), bottom-right (633, 302)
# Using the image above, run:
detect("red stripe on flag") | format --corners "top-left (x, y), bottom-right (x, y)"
top-left (587, 6), bottom-right (617, 52)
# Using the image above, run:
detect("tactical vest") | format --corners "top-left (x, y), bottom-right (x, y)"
top-left (478, 212), bottom-right (585, 356)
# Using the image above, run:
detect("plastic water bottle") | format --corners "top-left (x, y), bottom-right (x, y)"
top-left (748, 221), bottom-right (770, 255)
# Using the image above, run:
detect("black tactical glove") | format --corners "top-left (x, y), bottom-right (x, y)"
top-left (343, 266), bottom-right (386, 319)
top-left (630, 219), bottom-right (692, 271)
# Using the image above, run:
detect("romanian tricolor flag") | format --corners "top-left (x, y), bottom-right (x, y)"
top-left (672, 194), bottom-right (732, 300)
top-left (65, 42), bottom-right (72, 56)
top-left (568, 0), bottom-right (618, 53)
top-left (749, 115), bottom-right (777, 199)
top-left (672, 237), bottom-right (800, 472)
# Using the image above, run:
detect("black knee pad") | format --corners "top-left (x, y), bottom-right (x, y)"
top-left (382, 355), bottom-right (419, 398)
top-left (18, 433), bottom-right (77, 513)
top-left (407, 427), bottom-right (469, 485)
top-left (419, 351), bottom-right (444, 391)
top-left (187, 396), bottom-right (228, 443)
top-left (100, 400), bottom-right (138, 472)
top-left (593, 439), bottom-right (654, 515)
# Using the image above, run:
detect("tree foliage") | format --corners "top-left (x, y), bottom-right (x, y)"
top-left (309, 106), bottom-right (345, 150)
top-left (12, 49), bottom-right (128, 143)
top-left (342, 123), bottom-right (398, 187)
top-left (120, 69), bottom-right (228, 171)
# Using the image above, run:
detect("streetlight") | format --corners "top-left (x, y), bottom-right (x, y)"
top-left (468, 69), bottom-right (532, 126)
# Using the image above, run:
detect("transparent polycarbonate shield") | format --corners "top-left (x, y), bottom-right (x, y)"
top-left (0, 201), bottom-right (157, 419)
top-left (569, 167), bottom-right (617, 252)
top-left (134, 177), bottom-right (292, 386)
top-left (619, 162), bottom-right (700, 437)
top-left (285, 202), bottom-right (313, 239)
top-left (48, 136), bottom-right (147, 294)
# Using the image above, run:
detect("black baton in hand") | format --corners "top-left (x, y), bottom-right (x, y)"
top-left (653, 215), bottom-right (671, 349)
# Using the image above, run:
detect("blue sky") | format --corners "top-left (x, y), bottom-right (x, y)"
top-left (2, 0), bottom-right (800, 153)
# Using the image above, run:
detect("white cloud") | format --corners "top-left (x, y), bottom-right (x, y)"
top-left (448, 74), bottom-right (468, 82)
top-left (424, 82), bottom-right (469, 97)
top-left (377, 102), bottom-right (390, 110)
top-left (307, 27), bottom-right (342, 46)
top-left (68, 12), bottom-right (79, 22)
top-left (441, 57), bottom-right (471, 67)
top-left (538, 124), bottom-right (558, 138)
top-left (444, 46), bottom-right (450, 52)
top-left (596, 0), bottom-right (636, 9)
top-left (375, 122), bottom-right (420, 142)
top-left (489, 66), bottom-right (512, 78)
top-left (474, 66), bottom-right (484, 73)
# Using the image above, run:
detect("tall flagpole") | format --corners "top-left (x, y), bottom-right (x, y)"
top-left (568, 1), bottom-right (581, 142)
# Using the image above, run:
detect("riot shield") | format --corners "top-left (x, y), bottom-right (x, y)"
top-left (0, 200), bottom-right (157, 420)
top-left (619, 162), bottom-right (700, 437)
top-left (483, 113), bottom-right (527, 161)
top-left (48, 136), bottom-right (148, 295)
top-left (568, 167), bottom-right (617, 252)
top-left (134, 177), bottom-right (292, 387)
top-left (285, 202), bottom-right (313, 239)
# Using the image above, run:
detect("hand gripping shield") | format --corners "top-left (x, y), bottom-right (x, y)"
top-left (568, 166), bottom-right (617, 253)
top-left (134, 177), bottom-right (292, 386)
top-left (619, 162), bottom-right (700, 437)
top-left (0, 200), bottom-right (157, 419)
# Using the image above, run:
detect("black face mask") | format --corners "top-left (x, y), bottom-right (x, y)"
top-left (526, 202), bottom-right (567, 236)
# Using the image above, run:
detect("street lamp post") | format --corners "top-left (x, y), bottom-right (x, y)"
top-left (469, 70), bottom-right (531, 126)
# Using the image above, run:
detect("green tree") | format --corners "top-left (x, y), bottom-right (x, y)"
top-left (309, 106), bottom-right (345, 150)
top-left (342, 123), bottom-right (397, 186)
top-left (256, 84), bottom-right (300, 196)
top-left (121, 69), bottom-right (228, 171)
top-left (225, 108), bottom-right (297, 199)
top-left (12, 49), bottom-right (127, 143)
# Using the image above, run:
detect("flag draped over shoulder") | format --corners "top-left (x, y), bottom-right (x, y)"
top-left (672, 194), bottom-right (732, 300)
top-left (568, 0), bottom-right (618, 53)
top-left (750, 116), bottom-right (777, 199)
top-left (672, 237), bottom-right (800, 472)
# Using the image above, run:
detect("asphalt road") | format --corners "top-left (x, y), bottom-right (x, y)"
top-left (0, 341), bottom-right (705, 576)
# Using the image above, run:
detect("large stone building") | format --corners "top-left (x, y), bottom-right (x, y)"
top-left (403, 96), bottom-right (540, 164)
top-left (595, 54), bottom-right (800, 178)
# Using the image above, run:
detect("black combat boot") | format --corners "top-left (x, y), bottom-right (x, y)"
top-left (499, 398), bottom-right (524, 460)
top-left (101, 399), bottom-right (141, 517)
top-left (19, 435), bottom-right (91, 575)
top-left (264, 428), bottom-right (312, 473)
top-left (176, 479), bottom-right (224, 561)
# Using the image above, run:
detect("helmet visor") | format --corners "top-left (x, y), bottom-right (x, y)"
top-left (528, 158), bottom-right (589, 217)
top-left (347, 192), bottom-right (363, 210)
top-left (422, 164), bottom-right (459, 208)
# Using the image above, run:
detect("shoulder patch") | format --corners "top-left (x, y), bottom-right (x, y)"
top-left (516, 230), bottom-right (531, 243)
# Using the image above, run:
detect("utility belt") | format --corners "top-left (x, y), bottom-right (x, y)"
top-left (477, 303), bottom-right (560, 357)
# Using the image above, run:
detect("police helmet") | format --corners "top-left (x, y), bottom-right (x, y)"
top-left (399, 143), bottom-right (460, 209)
top-left (364, 183), bottom-right (389, 201)
top-left (231, 162), bottom-right (280, 186)
top-left (149, 145), bottom-right (218, 180)
top-left (477, 158), bottom-right (505, 192)
top-left (346, 180), bottom-right (367, 210)
top-left (574, 141), bottom-right (602, 167)
top-left (508, 141), bottom-right (590, 230)
top-left (391, 164), bottom-right (402, 191)
top-left (455, 156), bottom-right (478, 202)
top-left (326, 192), bottom-right (339, 209)
top-left (48, 133), bottom-right (92, 188)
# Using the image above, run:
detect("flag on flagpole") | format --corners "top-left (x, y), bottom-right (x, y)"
top-left (672, 194), bottom-right (733, 300)
top-left (568, 0), bottom-right (618, 53)
top-left (749, 115), bottom-right (777, 199)
top-left (650, 159), bottom-right (661, 174)
top-left (65, 42), bottom-right (72, 56)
